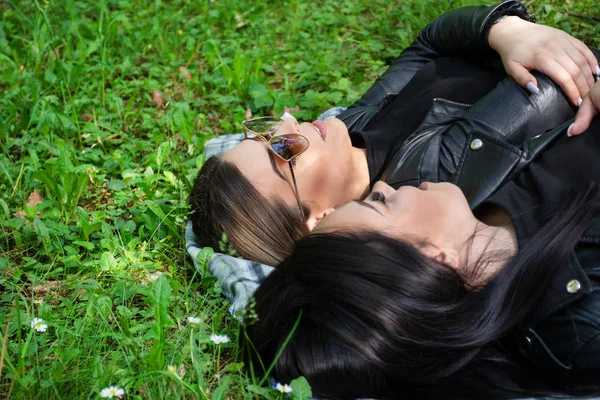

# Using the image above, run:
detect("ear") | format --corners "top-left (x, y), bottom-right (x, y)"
top-left (305, 207), bottom-right (336, 231)
top-left (423, 246), bottom-right (461, 270)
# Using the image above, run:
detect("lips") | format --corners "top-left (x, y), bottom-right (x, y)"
top-left (311, 120), bottom-right (328, 141)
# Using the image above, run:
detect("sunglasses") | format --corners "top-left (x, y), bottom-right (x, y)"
top-left (242, 117), bottom-right (310, 219)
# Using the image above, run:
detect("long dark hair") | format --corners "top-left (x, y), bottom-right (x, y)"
top-left (243, 185), bottom-right (600, 399)
top-left (189, 155), bottom-right (308, 266)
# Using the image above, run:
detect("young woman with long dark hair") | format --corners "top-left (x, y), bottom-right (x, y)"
top-left (189, 1), bottom-right (600, 266)
top-left (243, 84), bottom-right (600, 398)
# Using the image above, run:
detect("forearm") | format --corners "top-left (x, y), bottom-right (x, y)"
top-left (411, 1), bottom-right (531, 61)
top-left (350, 1), bottom-right (532, 109)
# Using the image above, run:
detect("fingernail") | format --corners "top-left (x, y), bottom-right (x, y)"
top-left (567, 123), bottom-right (574, 137)
top-left (280, 112), bottom-right (294, 120)
top-left (526, 82), bottom-right (539, 95)
top-left (577, 97), bottom-right (583, 106)
top-left (595, 65), bottom-right (600, 76)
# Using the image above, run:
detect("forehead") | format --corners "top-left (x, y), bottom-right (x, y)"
top-left (223, 139), bottom-right (292, 199)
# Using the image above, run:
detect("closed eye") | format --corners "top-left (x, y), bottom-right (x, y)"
top-left (369, 191), bottom-right (386, 204)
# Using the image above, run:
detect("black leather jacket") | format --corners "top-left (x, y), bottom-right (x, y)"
top-left (338, 0), bottom-right (600, 387)
top-left (338, 0), bottom-right (572, 209)
top-left (517, 218), bottom-right (600, 386)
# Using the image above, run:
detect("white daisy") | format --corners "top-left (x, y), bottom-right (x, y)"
top-left (209, 334), bottom-right (230, 344)
top-left (275, 382), bottom-right (293, 393)
top-left (30, 318), bottom-right (47, 332)
top-left (187, 316), bottom-right (201, 324)
top-left (100, 385), bottom-right (125, 398)
top-left (148, 271), bottom-right (162, 282)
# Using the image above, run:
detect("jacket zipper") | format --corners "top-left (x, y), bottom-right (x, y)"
top-left (433, 97), bottom-right (473, 108)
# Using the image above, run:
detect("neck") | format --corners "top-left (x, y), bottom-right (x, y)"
top-left (461, 211), bottom-right (518, 286)
top-left (348, 147), bottom-right (371, 200)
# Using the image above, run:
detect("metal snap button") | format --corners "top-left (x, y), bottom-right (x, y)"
top-left (566, 279), bottom-right (581, 294)
top-left (470, 138), bottom-right (483, 150)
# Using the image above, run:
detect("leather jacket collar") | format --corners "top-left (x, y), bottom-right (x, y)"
top-left (377, 72), bottom-right (575, 210)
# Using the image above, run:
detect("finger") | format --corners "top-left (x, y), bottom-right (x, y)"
top-left (505, 61), bottom-right (538, 93)
top-left (565, 47), bottom-right (595, 88)
top-left (569, 97), bottom-right (597, 136)
top-left (571, 38), bottom-right (600, 77)
top-left (556, 52), bottom-right (590, 100)
top-left (536, 59), bottom-right (582, 105)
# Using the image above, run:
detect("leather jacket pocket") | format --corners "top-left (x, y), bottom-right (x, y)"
top-left (518, 327), bottom-right (573, 386)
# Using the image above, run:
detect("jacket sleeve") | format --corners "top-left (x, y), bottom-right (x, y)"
top-left (346, 0), bottom-right (533, 110)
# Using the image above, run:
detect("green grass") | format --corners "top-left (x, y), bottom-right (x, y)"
top-left (1, 0), bottom-right (600, 398)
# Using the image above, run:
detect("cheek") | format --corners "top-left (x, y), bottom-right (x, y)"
top-left (403, 195), bottom-right (447, 229)
top-left (297, 145), bottom-right (332, 177)
top-left (294, 158), bottom-right (335, 205)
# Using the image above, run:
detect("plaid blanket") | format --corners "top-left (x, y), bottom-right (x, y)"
top-left (186, 107), bottom-right (347, 316)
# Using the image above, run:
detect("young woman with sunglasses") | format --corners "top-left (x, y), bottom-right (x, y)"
top-left (243, 81), bottom-right (600, 398)
top-left (190, 0), bottom-right (600, 266)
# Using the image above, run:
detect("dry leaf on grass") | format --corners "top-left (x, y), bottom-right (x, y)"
top-left (14, 190), bottom-right (43, 219)
top-left (14, 210), bottom-right (26, 218)
top-left (151, 90), bottom-right (166, 108)
top-left (179, 66), bottom-right (192, 81)
top-left (235, 13), bottom-right (247, 28)
top-left (81, 113), bottom-right (92, 122)
top-left (177, 363), bottom-right (187, 378)
top-left (283, 105), bottom-right (300, 114)
top-left (245, 107), bottom-right (253, 120)
top-left (26, 190), bottom-right (43, 208)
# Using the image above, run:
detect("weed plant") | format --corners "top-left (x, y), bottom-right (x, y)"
top-left (1, 0), bottom-right (599, 398)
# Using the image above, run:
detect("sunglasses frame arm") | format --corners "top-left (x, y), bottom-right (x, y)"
top-left (288, 162), bottom-right (304, 220)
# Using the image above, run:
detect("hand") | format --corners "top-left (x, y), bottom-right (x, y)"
top-left (567, 82), bottom-right (600, 136)
top-left (489, 16), bottom-right (599, 106)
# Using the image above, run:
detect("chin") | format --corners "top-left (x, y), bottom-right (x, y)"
top-left (327, 118), bottom-right (350, 145)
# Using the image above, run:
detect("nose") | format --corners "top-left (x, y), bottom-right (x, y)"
top-left (275, 115), bottom-right (299, 135)
top-left (371, 181), bottom-right (396, 196)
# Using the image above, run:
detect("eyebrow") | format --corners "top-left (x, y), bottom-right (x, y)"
top-left (244, 137), bottom-right (286, 181)
top-left (355, 200), bottom-right (384, 216)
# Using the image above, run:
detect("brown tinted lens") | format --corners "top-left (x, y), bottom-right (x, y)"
top-left (242, 118), bottom-right (282, 137)
top-left (270, 134), bottom-right (309, 161)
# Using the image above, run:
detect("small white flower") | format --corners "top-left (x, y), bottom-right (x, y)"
top-left (100, 385), bottom-right (125, 398)
top-left (30, 318), bottom-right (47, 332)
top-left (187, 316), bottom-right (201, 324)
top-left (33, 298), bottom-right (44, 305)
top-left (187, 144), bottom-right (194, 156)
top-left (210, 334), bottom-right (230, 344)
top-left (148, 271), bottom-right (162, 282)
top-left (275, 382), bottom-right (293, 393)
